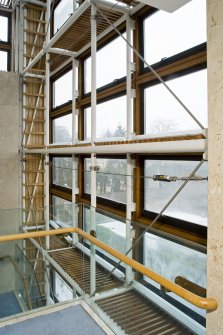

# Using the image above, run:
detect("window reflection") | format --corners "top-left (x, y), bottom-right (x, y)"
top-left (54, 0), bottom-right (75, 34)
top-left (0, 16), bottom-right (8, 42)
top-left (144, 160), bottom-right (208, 226)
top-left (84, 158), bottom-right (127, 204)
top-left (51, 195), bottom-right (72, 226)
top-left (52, 157), bottom-right (78, 189)
top-left (84, 34), bottom-right (127, 93)
top-left (144, 69), bottom-right (207, 135)
top-left (143, 232), bottom-right (206, 316)
top-left (0, 51), bottom-right (8, 71)
top-left (84, 95), bottom-right (127, 140)
top-left (53, 114), bottom-right (72, 144)
top-left (143, 0), bottom-right (206, 65)
top-left (83, 207), bottom-right (126, 263)
top-left (53, 70), bottom-right (72, 108)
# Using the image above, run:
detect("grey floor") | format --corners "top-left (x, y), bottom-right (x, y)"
top-left (0, 305), bottom-right (106, 335)
top-left (0, 292), bottom-right (22, 318)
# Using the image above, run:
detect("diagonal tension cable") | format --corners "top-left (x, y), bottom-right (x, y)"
top-left (90, 0), bottom-right (205, 131)
top-left (89, 159), bottom-right (205, 297)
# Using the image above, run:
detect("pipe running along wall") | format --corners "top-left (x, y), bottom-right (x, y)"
top-left (0, 227), bottom-right (217, 312)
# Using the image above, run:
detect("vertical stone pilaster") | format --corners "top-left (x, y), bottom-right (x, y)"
top-left (207, 0), bottom-right (223, 333)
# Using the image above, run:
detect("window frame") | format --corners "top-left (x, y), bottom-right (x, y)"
top-left (139, 5), bottom-right (207, 74)
top-left (140, 154), bottom-right (207, 238)
top-left (82, 26), bottom-right (127, 96)
top-left (141, 64), bottom-right (207, 135)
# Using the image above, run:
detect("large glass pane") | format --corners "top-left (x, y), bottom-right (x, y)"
top-left (84, 96), bottom-right (127, 140)
top-left (53, 70), bottom-right (72, 108)
top-left (54, 0), bottom-right (74, 34)
top-left (54, 272), bottom-right (74, 302)
top-left (143, 232), bottom-right (206, 316)
top-left (144, 0), bottom-right (206, 65)
top-left (84, 158), bottom-right (91, 194)
top-left (51, 195), bottom-right (72, 227)
top-left (52, 157), bottom-right (78, 189)
top-left (144, 160), bottom-right (208, 226)
top-left (84, 34), bottom-right (126, 93)
top-left (144, 69), bottom-right (207, 135)
top-left (83, 207), bottom-right (126, 263)
top-left (0, 51), bottom-right (8, 71)
top-left (0, 16), bottom-right (8, 42)
top-left (53, 114), bottom-right (72, 144)
top-left (84, 158), bottom-right (127, 204)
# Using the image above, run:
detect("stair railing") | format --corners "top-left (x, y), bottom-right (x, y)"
top-left (0, 228), bottom-right (218, 312)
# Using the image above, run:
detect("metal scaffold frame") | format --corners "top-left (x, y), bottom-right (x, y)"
top-left (9, 0), bottom-right (208, 313)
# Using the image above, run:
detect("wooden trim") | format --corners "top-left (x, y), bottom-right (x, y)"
top-left (135, 216), bottom-right (207, 246)
top-left (50, 187), bottom-right (72, 202)
top-left (136, 51), bottom-right (206, 87)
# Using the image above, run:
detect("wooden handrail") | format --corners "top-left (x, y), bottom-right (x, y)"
top-left (0, 228), bottom-right (218, 312)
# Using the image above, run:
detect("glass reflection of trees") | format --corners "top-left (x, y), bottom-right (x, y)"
top-left (85, 157), bottom-right (127, 204)
top-left (144, 160), bottom-right (208, 226)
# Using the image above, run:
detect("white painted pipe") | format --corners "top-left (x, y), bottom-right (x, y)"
top-left (19, 2), bottom-right (24, 73)
top-left (91, 4), bottom-right (97, 145)
top-left (72, 58), bottom-right (77, 144)
top-left (44, 0), bottom-right (51, 301)
top-left (22, 0), bottom-right (90, 75)
top-left (24, 73), bottom-right (46, 79)
top-left (45, 53), bottom-right (50, 147)
top-left (15, 6), bottom-right (19, 72)
top-left (11, 9), bottom-right (15, 71)
top-left (126, 16), bottom-right (132, 141)
top-left (90, 3), bottom-right (97, 296)
top-left (125, 153), bottom-right (134, 284)
top-left (72, 156), bottom-right (78, 244)
top-left (96, 0), bottom-right (130, 14)
top-left (90, 153), bottom-right (97, 295)
top-left (21, 139), bottom-right (207, 155)
top-left (49, 48), bottom-right (78, 57)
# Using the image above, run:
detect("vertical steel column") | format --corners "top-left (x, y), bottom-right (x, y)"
top-left (15, 6), bottom-right (19, 72)
top-left (90, 3), bottom-right (97, 295)
top-left (44, 0), bottom-right (51, 305)
top-left (44, 53), bottom-right (50, 306)
top-left (45, 52), bottom-right (50, 245)
top-left (11, 8), bottom-right (15, 71)
top-left (72, 58), bottom-right (78, 244)
top-left (19, 2), bottom-right (24, 73)
top-left (125, 153), bottom-right (134, 284)
top-left (126, 15), bottom-right (133, 140)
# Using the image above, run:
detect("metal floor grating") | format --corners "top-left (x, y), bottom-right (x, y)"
top-left (96, 290), bottom-right (194, 335)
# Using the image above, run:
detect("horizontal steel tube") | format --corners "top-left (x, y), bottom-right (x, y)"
top-left (0, 227), bottom-right (217, 311)
top-left (21, 139), bottom-right (207, 155)
top-left (49, 48), bottom-right (78, 57)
